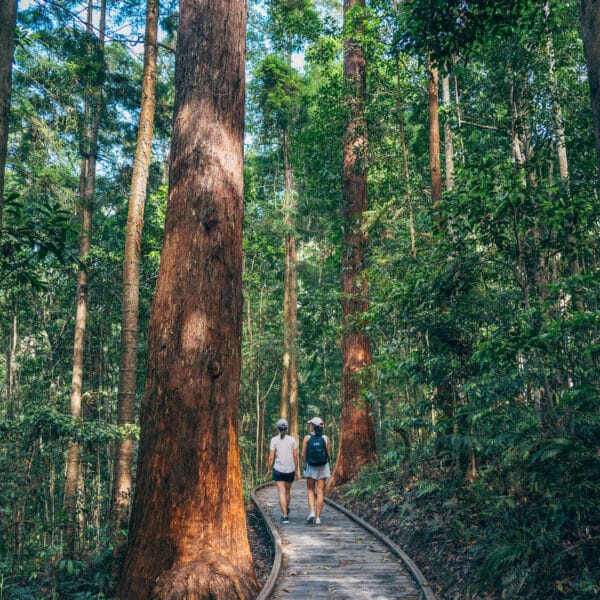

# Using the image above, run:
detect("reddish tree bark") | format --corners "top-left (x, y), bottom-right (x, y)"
top-left (280, 131), bottom-right (299, 441)
top-left (329, 0), bottom-right (376, 488)
top-left (116, 1), bottom-right (256, 598)
top-left (579, 0), bottom-right (600, 183)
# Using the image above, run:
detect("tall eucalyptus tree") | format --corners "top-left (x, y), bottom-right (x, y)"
top-left (117, 0), bottom-right (257, 597)
top-left (64, 0), bottom-right (106, 555)
top-left (330, 0), bottom-right (376, 486)
top-left (110, 0), bottom-right (159, 571)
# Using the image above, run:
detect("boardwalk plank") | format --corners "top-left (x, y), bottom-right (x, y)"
top-left (253, 481), bottom-right (425, 600)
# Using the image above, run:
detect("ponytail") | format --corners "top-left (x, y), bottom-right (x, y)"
top-left (313, 425), bottom-right (323, 436)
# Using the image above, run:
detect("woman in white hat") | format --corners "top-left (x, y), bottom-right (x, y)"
top-left (302, 416), bottom-right (330, 524)
top-left (266, 418), bottom-right (300, 524)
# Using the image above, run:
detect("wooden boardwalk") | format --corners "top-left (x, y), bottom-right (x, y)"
top-left (252, 481), bottom-right (436, 600)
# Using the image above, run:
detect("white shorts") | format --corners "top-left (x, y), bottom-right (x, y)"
top-left (304, 462), bottom-right (331, 480)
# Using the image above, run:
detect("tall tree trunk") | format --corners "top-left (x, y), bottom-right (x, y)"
top-left (546, 2), bottom-right (581, 282)
top-left (110, 0), bottom-right (159, 572)
top-left (0, 0), bottom-right (17, 231)
top-left (64, 0), bottom-right (105, 556)
top-left (442, 68), bottom-right (455, 191)
top-left (329, 0), bottom-right (376, 488)
top-left (430, 59), bottom-right (460, 439)
top-left (279, 131), bottom-right (299, 440)
top-left (394, 52), bottom-right (417, 258)
top-left (578, 0), bottom-right (600, 184)
top-left (5, 298), bottom-right (18, 419)
top-left (116, 1), bottom-right (257, 598)
top-left (428, 58), bottom-right (442, 208)
top-left (255, 378), bottom-right (261, 478)
top-left (451, 56), bottom-right (466, 165)
top-left (511, 78), bottom-right (557, 429)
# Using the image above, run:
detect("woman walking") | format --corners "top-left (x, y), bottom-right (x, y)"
top-left (302, 416), bottom-right (331, 525)
top-left (266, 418), bottom-right (300, 524)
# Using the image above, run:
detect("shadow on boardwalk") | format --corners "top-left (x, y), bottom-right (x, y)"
top-left (253, 480), bottom-right (435, 600)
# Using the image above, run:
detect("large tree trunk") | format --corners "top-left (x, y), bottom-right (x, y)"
top-left (279, 131), bottom-right (299, 440)
top-left (579, 0), bottom-right (600, 183)
top-left (0, 0), bottom-right (17, 231)
top-left (116, 1), bottom-right (257, 598)
top-left (111, 0), bottom-right (159, 572)
top-left (64, 0), bottom-right (105, 556)
top-left (329, 0), bottom-right (376, 488)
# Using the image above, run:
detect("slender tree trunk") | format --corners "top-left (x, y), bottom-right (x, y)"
top-left (546, 2), bottom-right (581, 282)
top-left (442, 68), bottom-right (455, 191)
top-left (428, 58), bottom-right (442, 208)
top-left (511, 80), bottom-right (557, 429)
top-left (255, 378), bottom-right (261, 478)
top-left (431, 59), bottom-right (461, 439)
top-left (49, 453), bottom-right (56, 545)
top-left (110, 0), bottom-right (159, 571)
top-left (64, 0), bottom-right (105, 556)
top-left (451, 56), bottom-right (466, 165)
top-left (260, 378), bottom-right (268, 474)
top-left (394, 53), bottom-right (417, 258)
top-left (256, 370), bottom-right (277, 478)
top-left (279, 132), bottom-right (299, 440)
top-left (0, 0), bottom-right (17, 231)
top-left (578, 0), bottom-right (600, 183)
top-left (329, 0), bottom-right (376, 488)
top-left (116, 1), bottom-right (257, 598)
top-left (6, 299), bottom-right (18, 420)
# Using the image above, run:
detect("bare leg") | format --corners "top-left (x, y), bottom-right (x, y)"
top-left (284, 481), bottom-right (292, 513)
top-left (276, 480), bottom-right (288, 516)
top-left (315, 478), bottom-right (326, 518)
top-left (306, 477), bottom-right (315, 514)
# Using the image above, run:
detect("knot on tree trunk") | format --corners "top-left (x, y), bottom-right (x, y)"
top-left (151, 552), bottom-right (257, 600)
top-left (203, 209), bottom-right (219, 232)
top-left (208, 360), bottom-right (222, 377)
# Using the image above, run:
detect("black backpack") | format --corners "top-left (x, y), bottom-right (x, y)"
top-left (306, 434), bottom-right (328, 466)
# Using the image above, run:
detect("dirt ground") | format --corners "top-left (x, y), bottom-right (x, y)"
top-left (247, 504), bottom-right (274, 588)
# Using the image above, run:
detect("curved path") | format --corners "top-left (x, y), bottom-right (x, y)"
top-left (252, 480), bottom-right (437, 600)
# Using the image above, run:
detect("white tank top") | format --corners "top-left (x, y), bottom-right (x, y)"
top-left (270, 434), bottom-right (297, 473)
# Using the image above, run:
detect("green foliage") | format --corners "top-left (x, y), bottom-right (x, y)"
top-left (251, 54), bottom-right (304, 136)
top-left (340, 463), bottom-right (388, 501)
top-left (266, 0), bottom-right (322, 53)
top-left (0, 194), bottom-right (78, 289)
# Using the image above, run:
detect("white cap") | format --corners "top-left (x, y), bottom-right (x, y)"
top-left (307, 416), bottom-right (323, 427)
top-left (277, 418), bottom-right (288, 428)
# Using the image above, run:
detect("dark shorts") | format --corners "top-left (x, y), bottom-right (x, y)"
top-left (272, 469), bottom-right (295, 483)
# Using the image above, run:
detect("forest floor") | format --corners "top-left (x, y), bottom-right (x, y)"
top-left (325, 485), bottom-right (477, 600)
top-left (247, 503), bottom-right (275, 589)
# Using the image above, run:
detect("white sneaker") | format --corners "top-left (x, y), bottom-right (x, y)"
top-left (306, 511), bottom-right (315, 524)
top-left (315, 517), bottom-right (321, 525)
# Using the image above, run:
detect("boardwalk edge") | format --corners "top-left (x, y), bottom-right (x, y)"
top-left (325, 496), bottom-right (438, 600)
top-left (250, 482), bottom-right (283, 600)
